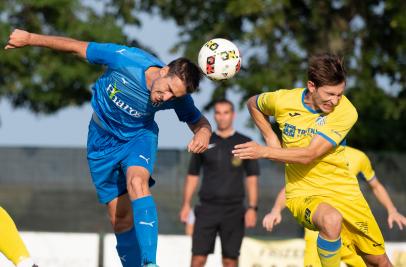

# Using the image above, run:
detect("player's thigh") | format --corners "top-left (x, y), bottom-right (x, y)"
top-left (286, 196), bottom-right (324, 231)
top-left (219, 205), bottom-right (245, 258)
top-left (87, 120), bottom-right (128, 204)
top-left (337, 195), bottom-right (386, 257)
top-left (192, 204), bottom-right (220, 255)
top-left (122, 131), bottom-right (158, 176)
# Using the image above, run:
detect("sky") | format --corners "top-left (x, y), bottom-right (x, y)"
top-left (0, 12), bottom-right (260, 149)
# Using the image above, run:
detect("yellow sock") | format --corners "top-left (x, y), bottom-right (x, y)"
top-left (0, 207), bottom-right (31, 265)
top-left (317, 234), bottom-right (341, 267)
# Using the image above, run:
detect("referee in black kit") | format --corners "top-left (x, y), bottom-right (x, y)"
top-left (179, 99), bottom-right (260, 267)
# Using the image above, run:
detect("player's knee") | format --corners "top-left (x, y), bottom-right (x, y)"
top-left (127, 174), bottom-right (148, 195)
top-left (319, 210), bottom-right (342, 238)
top-left (192, 255), bottom-right (208, 267)
top-left (222, 257), bottom-right (238, 267)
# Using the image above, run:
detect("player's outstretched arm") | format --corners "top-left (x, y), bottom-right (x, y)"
top-left (5, 29), bottom-right (88, 59)
top-left (233, 134), bottom-right (332, 164)
top-left (368, 178), bottom-right (406, 230)
top-left (247, 96), bottom-right (281, 148)
top-left (263, 187), bottom-right (286, 232)
top-left (187, 115), bottom-right (212, 153)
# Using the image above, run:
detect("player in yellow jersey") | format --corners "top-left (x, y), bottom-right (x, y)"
top-left (232, 53), bottom-right (392, 266)
top-left (262, 147), bottom-right (406, 267)
top-left (0, 207), bottom-right (38, 267)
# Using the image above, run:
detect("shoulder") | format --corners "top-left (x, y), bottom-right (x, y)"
top-left (347, 146), bottom-right (369, 163)
top-left (234, 132), bottom-right (252, 142)
top-left (331, 95), bottom-right (358, 122)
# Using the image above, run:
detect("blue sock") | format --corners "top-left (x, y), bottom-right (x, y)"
top-left (115, 227), bottom-right (141, 267)
top-left (132, 195), bottom-right (158, 265)
top-left (317, 234), bottom-right (341, 267)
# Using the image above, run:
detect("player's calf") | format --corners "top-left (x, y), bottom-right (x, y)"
top-left (312, 203), bottom-right (343, 267)
top-left (361, 253), bottom-right (392, 267)
top-left (126, 166), bottom-right (159, 265)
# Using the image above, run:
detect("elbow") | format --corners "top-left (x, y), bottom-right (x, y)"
top-left (247, 96), bottom-right (258, 111)
top-left (299, 149), bottom-right (318, 164)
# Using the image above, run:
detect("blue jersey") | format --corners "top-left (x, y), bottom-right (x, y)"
top-left (86, 42), bottom-right (202, 140)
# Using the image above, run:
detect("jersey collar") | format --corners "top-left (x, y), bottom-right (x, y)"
top-left (302, 88), bottom-right (322, 114)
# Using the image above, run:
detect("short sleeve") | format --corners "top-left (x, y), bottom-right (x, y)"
top-left (188, 153), bottom-right (202, 175)
top-left (358, 153), bottom-right (376, 182)
top-left (243, 158), bottom-right (260, 176)
top-left (317, 101), bottom-right (358, 146)
top-left (173, 95), bottom-right (202, 124)
top-left (256, 92), bottom-right (278, 116)
top-left (86, 42), bottom-right (127, 68)
top-left (86, 42), bottom-right (164, 70)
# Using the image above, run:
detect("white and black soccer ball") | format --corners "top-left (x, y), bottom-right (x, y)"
top-left (198, 38), bottom-right (241, 80)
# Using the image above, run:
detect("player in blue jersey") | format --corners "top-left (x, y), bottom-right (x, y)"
top-left (6, 29), bottom-right (212, 267)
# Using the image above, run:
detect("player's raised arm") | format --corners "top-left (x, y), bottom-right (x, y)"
top-left (187, 115), bottom-right (212, 153)
top-left (5, 29), bottom-right (88, 59)
top-left (247, 95), bottom-right (281, 148)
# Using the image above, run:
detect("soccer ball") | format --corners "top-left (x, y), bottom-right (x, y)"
top-left (198, 38), bottom-right (241, 80)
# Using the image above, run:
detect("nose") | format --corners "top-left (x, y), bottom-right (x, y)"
top-left (162, 91), bottom-right (175, 102)
top-left (330, 96), bottom-right (340, 106)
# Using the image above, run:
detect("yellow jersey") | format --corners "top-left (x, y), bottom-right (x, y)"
top-left (257, 88), bottom-right (360, 199)
top-left (345, 146), bottom-right (376, 182)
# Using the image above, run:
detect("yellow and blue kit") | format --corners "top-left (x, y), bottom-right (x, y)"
top-left (257, 88), bottom-right (385, 257)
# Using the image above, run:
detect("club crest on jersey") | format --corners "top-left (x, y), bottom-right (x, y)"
top-left (106, 84), bottom-right (142, 118)
top-left (315, 115), bottom-right (326, 126)
top-left (231, 156), bottom-right (242, 167)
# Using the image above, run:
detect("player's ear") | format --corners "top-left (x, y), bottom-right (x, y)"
top-left (160, 66), bottom-right (169, 77)
top-left (307, 80), bottom-right (316, 92)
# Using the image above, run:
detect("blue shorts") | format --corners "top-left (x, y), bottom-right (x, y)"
top-left (87, 119), bottom-right (158, 204)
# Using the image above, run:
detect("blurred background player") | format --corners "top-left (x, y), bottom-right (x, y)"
top-left (180, 99), bottom-right (260, 267)
top-left (233, 53), bottom-right (392, 266)
top-left (0, 207), bottom-right (38, 267)
top-left (5, 29), bottom-right (212, 267)
top-left (263, 146), bottom-right (406, 267)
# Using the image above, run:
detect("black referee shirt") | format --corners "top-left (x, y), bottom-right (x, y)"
top-left (188, 132), bottom-right (260, 205)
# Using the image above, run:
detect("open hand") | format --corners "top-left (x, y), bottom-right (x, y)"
top-left (232, 141), bottom-right (267, 159)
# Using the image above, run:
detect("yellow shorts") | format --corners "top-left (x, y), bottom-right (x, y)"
top-left (304, 228), bottom-right (366, 267)
top-left (286, 194), bottom-right (385, 256)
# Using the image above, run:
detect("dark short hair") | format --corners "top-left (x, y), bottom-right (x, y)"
top-left (214, 98), bottom-right (234, 112)
top-left (167, 57), bottom-right (203, 93)
top-left (308, 53), bottom-right (346, 87)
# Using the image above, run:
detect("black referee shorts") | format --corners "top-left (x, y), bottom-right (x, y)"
top-left (192, 203), bottom-right (245, 259)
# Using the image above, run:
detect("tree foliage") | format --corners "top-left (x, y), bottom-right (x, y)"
top-left (1, 0), bottom-right (405, 150)
top-left (0, 0), bottom-right (145, 113)
top-left (138, 0), bottom-right (406, 150)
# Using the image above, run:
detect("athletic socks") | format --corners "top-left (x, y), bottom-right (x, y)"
top-left (115, 227), bottom-right (141, 267)
top-left (132, 196), bottom-right (158, 265)
top-left (0, 207), bottom-right (32, 266)
top-left (317, 234), bottom-right (341, 267)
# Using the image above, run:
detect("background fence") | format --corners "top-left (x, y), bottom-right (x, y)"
top-left (0, 146), bottom-right (405, 241)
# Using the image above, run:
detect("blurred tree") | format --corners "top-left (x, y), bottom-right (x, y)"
top-left (0, 0), bottom-right (147, 113)
top-left (138, 0), bottom-right (406, 150)
top-left (1, 0), bottom-right (405, 150)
